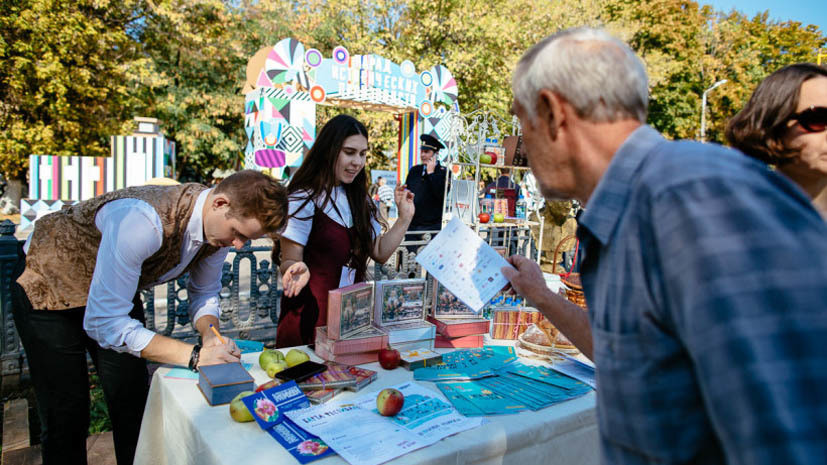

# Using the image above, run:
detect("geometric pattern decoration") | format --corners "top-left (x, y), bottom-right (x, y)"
top-left (19, 198), bottom-right (79, 231)
top-left (243, 38), bottom-right (460, 180)
top-left (275, 125), bottom-right (303, 153)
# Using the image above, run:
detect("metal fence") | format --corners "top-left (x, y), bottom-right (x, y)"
top-left (0, 221), bottom-right (536, 379)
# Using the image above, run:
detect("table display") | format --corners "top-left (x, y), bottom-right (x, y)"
top-left (135, 344), bottom-right (599, 465)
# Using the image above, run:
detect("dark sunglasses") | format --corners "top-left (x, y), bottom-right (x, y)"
top-left (790, 106), bottom-right (827, 133)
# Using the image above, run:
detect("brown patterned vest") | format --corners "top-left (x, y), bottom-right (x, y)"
top-left (17, 183), bottom-right (221, 310)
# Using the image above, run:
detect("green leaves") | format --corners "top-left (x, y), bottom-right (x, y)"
top-left (1, 0), bottom-right (824, 183)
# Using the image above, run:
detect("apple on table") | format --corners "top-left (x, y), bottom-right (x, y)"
top-left (229, 391), bottom-right (255, 422)
top-left (376, 388), bottom-right (405, 416)
top-left (378, 347), bottom-right (401, 370)
top-left (478, 213), bottom-right (490, 223)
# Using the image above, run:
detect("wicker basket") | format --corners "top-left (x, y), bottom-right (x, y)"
top-left (553, 235), bottom-right (587, 309)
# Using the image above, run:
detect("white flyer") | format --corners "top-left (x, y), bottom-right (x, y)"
top-left (285, 382), bottom-right (483, 465)
top-left (416, 216), bottom-right (514, 312)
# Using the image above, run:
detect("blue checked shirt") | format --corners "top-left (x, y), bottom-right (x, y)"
top-left (577, 126), bottom-right (827, 464)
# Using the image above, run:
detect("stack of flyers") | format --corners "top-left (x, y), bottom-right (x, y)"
top-left (414, 347), bottom-right (517, 382)
top-left (549, 354), bottom-right (596, 389)
top-left (434, 362), bottom-right (592, 415)
top-left (399, 349), bottom-right (443, 370)
top-left (240, 381), bottom-right (336, 463)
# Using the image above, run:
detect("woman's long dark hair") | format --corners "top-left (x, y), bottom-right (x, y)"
top-left (274, 114), bottom-right (384, 282)
top-left (726, 63), bottom-right (827, 165)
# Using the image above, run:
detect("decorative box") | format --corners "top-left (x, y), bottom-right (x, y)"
top-left (314, 343), bottom-right (379, 366)
top-left (385, 320), bottom-right (436, 345)
top-left (427, 316), bottom-right (490, 338)
top-left (390, 337), bottom-right (435, 352)
top-left (197, 362), bottom-right (255, 406)
top-left (399, 349), bottom-right (443, 370)
top-left (327, 282), bottom-right (375, 340)
top-left (315, 326), bottom-right (387, 355)
top-left (431, 278), bottom-right (479, 319)
top-left (373, 279), bottom-right (427, 328)
top-left (435, 333), bottom-right (485, 348)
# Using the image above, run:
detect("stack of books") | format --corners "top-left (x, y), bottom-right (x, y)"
top-left (316, 282), bottom-right (388, 365)
top-left (373, 279), bottom-right (436, 350)
top-left (429, 278), bottom-right (491, 348)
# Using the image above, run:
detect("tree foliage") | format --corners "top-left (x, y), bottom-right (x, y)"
top-left (1, 0), bottom-right (825, 184)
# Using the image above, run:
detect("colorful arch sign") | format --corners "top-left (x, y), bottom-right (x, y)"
top-left (243, 38), bottom-right (459, 181)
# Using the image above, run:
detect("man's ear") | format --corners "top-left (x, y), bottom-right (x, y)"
top-left (211, 192), bottom-right (230, 210)
top-left (536, 89), bottom-right (565, 140)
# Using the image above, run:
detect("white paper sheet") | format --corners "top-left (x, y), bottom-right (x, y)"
top-left (416, 217), bottom-right (514, 312)
top-left (285, 381), bottom-right (483, 465)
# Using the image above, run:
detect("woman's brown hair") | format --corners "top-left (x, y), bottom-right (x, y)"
top-left (726, 63), bottom-right (827, 165)
top-left (273, 114), bottom-right (385, 282)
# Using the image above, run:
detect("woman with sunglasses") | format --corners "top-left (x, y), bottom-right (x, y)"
top-left (727, 63), bottom-right (827, 218)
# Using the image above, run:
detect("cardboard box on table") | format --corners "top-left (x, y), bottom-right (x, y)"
top-left (427, 316), bottom-right (490, 338)
top-left (315, 326), bottom-right (387, 355)
top-left (197, 362), bottom-right (255, 406)
top-left (327, 282), bottom-right (377, 340)
top-left (373, 279), bottom-right (435, 349)
top-left (322, 282), bottom-right (388, 364)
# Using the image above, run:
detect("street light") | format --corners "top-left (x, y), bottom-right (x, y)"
top-left (700, 79), bottom-right (727, 142)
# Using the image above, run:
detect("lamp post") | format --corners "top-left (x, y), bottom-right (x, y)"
top-left (700, 79), bottom-right (728, 142)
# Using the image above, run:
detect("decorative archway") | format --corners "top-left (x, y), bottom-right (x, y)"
top-left (242, 38), bottom-right (459, 182)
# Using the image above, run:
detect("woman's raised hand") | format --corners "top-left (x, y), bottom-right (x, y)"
top-left (282, 261), bottom-right (310, 297)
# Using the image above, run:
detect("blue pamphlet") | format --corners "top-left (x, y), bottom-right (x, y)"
top-left (241, 380), bottom-right (335, 463)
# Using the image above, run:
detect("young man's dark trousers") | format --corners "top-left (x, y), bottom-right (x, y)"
top-left (10, 247), bottom-right (150, 465)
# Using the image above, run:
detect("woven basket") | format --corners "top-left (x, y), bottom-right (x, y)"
top-left (553, 235), bottom-right (587, 309)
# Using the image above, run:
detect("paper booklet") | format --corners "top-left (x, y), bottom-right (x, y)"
top-left (285, 382), bottom-right (483, 465)
top-left (416, 217), bottom-right (514, 312)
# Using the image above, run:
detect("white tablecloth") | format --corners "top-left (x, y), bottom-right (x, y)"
top-left (135, 347), bottom-right (598, 465)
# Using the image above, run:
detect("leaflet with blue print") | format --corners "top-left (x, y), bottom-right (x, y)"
top-left (284, 382), bottom-right (483, 465)
top-left (240, 380), bottom-right (335, 463)
top-left (414, 347), bottom-right (518, 381)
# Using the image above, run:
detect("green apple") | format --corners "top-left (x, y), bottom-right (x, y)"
top-left (493, 213), bottom-right (505, 223)
top-left (266, 360), bottom-right (289, 378)
top-left (229, 391), bottom-right (255, 422)
top-left (479, 153), bottom-right (492, 164)
top-left (258, 349), bottom-right (284, 369)
top-left (285, 348), bottom-right (311, 367)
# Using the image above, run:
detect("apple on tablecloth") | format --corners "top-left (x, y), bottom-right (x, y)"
top-left (378, 347), bottom-right (401, 370)
top-left (376, 388), bottom-right (405, 416)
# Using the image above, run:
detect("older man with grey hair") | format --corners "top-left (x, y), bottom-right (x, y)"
top-left (503, 27), bottom-right (827, 464)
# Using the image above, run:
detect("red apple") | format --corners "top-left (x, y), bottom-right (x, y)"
top-left (378, 347), bottom-right (401, 370)
top-left (376, 388), bottom-right (405, 416)
top-left (478, 213), bottom-right (490, 223)
top-left (486, 151), bottom-right (498, 165)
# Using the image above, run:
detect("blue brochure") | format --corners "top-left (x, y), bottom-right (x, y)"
top-left (241, 381), bottom-right (335, 463)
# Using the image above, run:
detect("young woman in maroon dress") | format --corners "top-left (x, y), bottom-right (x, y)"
top-left (274, 115), bottom-right (415, 348)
